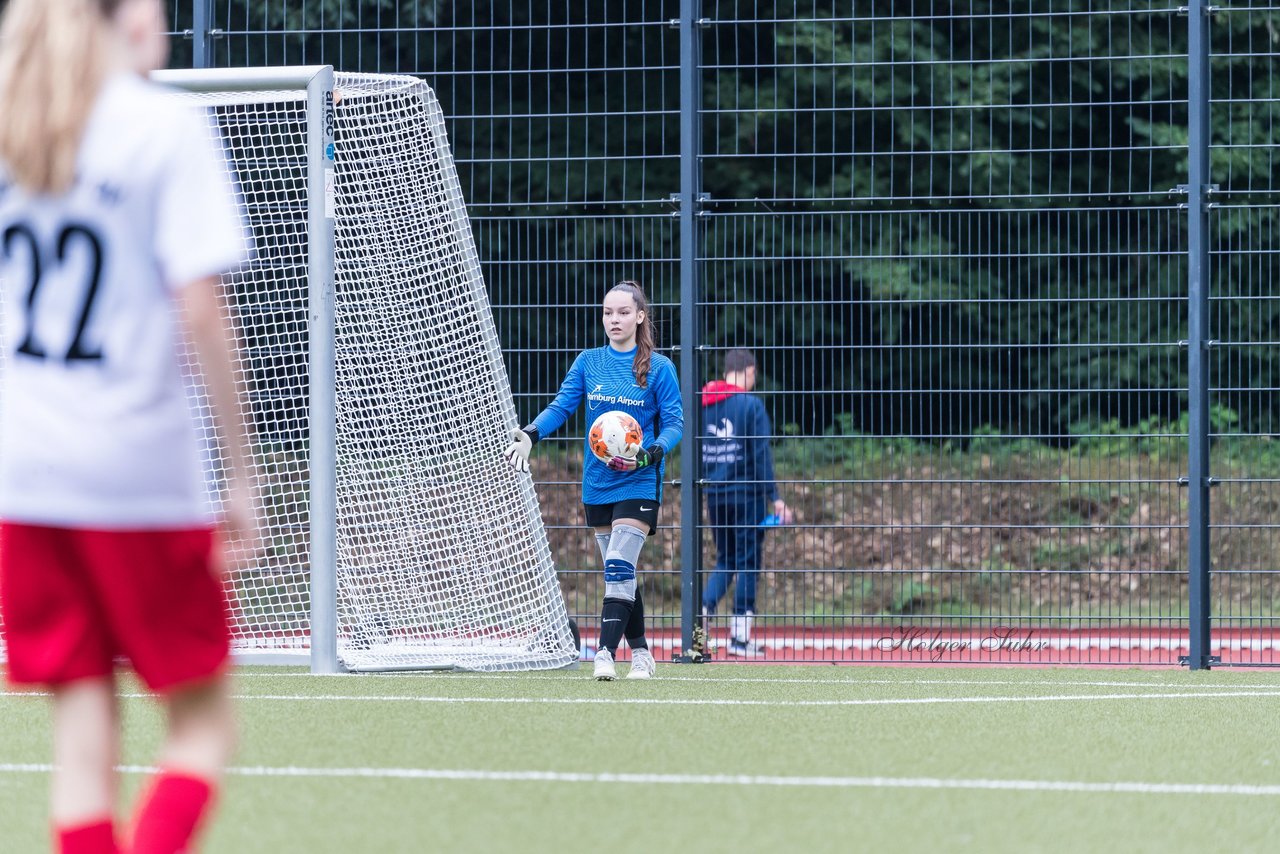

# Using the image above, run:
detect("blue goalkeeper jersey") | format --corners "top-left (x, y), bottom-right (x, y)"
top-left (531, 345), bottom-right (683, 505)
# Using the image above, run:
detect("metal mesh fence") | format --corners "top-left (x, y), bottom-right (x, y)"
top-left (160, 0), bottom-right (1280, 666)
top-left (1208, 3), bottom-right (1280, 665)
top-left (699, 3), bottom-right (1190, 663)
top-left (193, 1), bottom-right (688, 659)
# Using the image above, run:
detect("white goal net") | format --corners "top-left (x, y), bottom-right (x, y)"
top-left (0, 67), bottom-right (576, 673)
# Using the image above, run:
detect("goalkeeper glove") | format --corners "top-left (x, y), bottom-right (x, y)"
top-left (503, 426), bottom-right (539, 473)
top-left (607, 443), bottom-right (664, 472)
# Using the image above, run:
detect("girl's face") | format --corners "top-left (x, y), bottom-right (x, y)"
top-left (113, 0), bottom-right (169, 74)
top-left (602, 289), bottom-right (644, 349)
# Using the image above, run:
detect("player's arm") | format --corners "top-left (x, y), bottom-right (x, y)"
top-left (755, 402), bottom-right (792, 523)
top-left (155, 105), bottom-right (255, 546)
top-left (505, 353), bottom-right (587, 473)
top-left (180, 276), bottom-right (259, 550)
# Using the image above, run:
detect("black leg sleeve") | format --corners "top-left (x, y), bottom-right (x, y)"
top-left (599, 598), bottom-right (634, 656)
top-left (624, 587), bottom-right (647, 650)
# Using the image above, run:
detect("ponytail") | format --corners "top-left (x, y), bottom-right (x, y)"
top-left (611, 280), bottom-right (655, 388)
top-left (0, 0), bottom-right (123, 194)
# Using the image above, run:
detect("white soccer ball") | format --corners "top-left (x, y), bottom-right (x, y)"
top-left (589, 410), bottom-right (642, 463)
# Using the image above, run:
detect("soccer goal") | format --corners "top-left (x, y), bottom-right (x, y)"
top-left (140, 66), bottom-right (573, 673)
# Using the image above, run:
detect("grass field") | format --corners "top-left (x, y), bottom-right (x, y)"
top-left (3, 664), bottom-right (1280, 852)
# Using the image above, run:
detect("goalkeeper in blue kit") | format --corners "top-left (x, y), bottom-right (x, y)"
top-left (505, 281), bottom-right (683, 680)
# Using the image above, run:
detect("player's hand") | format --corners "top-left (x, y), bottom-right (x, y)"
top-left (608, 444), bottom-right (664, 472)
top-left (504, 427), bottom-right (533, 473)
top-left (219, 478), bottom-right (262, 571)
top-left (774, 499), bottom-right (794, 525)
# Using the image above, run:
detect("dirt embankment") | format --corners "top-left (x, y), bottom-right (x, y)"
top-left (535, 452), bottom-right (1278, 618)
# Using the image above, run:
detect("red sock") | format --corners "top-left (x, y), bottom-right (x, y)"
top-left (129, 772), bottom-right (216, 854)
top-left (56, 817), bottom-right (117, 854)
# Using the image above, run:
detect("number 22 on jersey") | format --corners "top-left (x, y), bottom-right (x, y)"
top-left (3, 220), bottom-right (106, 363)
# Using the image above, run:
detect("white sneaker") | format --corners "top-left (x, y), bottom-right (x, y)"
top-left (626, 648), bottom-right (656, 680)
top-left (593, 648), bottom-right (617, 681)
top-left (727, 638), bottom-right (765, 658)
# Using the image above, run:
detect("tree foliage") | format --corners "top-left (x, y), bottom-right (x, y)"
top-left (209, 2), bottom-right (1280, 438)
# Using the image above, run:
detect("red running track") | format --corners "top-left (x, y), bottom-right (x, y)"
top-left (581, 626), bottom-right (1280, 666)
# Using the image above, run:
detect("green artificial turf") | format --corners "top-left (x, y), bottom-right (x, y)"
top-left (3, 665), bottom-right (1279, 852)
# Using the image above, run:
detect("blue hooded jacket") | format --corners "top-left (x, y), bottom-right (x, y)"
top-left (699, 380), bottom-right (778, 503)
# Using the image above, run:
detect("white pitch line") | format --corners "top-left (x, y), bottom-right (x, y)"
top-left (1, 762), bottom-right (1278, 797)
top-left (616, 676), bottom-right (1280, 690)
top-left (8, 690), bottom-right (1280, 708)
top-left (229, 670), bottom-right (1280, 692)
top-left (7, 688), bottom-right (1262, 707)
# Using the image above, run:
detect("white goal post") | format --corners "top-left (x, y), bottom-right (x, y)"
top-left (157, 65), bottom-right (575, 673)
top-left (23, 65), bottom-right (572, 674)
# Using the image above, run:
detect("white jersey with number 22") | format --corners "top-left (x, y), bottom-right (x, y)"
top-left (0, 72), bottom-right (247, 528)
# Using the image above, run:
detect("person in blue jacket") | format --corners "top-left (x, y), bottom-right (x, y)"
top-left (504, 281), bottom-right (683, 681)
top-left (700, 349), bottom-right (792, 656)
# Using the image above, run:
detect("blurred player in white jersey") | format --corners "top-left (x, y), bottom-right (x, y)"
top-left (0, 1), bottom-right (255, 852)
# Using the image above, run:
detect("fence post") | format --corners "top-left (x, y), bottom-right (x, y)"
top-left (1184, 0), bottom-right (1214, 670)
top-left (677, 0), bottom-right (704, 662)
top-left (191, 0), bottom-right (215, 69)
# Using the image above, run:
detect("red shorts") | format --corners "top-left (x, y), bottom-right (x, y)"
top-left (0, 523), bottom-right (230, 692)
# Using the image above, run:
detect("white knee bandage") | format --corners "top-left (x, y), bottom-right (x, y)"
top-left (603, 523), bottom-right (646, 602)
